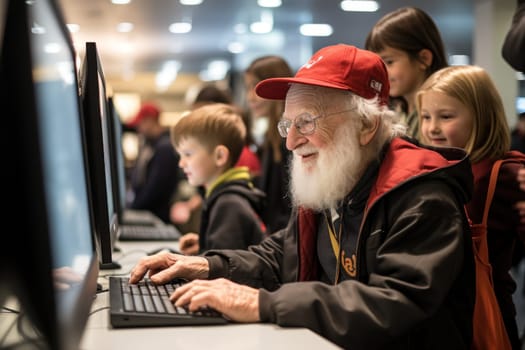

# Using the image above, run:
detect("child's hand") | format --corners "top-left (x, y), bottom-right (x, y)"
top-left (170, 201), bottom-right (192, 224)
top-left (179, 233), bottom-right (200, 255)
top-left (517, 168), bottom-right (525, 191)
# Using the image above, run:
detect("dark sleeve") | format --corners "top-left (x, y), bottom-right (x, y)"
top-left (130, 142), bottom-right (182, 209)
top-left (202, 194), bottom-right (264, 251)
top-left (489, 161), bottom-right (525, 250)
top-left (204, 228), bottom-right (288, 290)
top-left (502, 0), bottom-right (525, 71)
top-left (258, 182), bottom-right (470, 349)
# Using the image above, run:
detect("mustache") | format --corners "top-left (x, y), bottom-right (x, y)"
top-left (293, 146), bottom-right (318, 157)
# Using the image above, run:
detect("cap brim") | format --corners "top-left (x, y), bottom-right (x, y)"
top-left (255, 77), bottom-right (351, 100)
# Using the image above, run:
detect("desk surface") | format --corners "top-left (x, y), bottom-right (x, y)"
top-left (81, 240), bottom-right (341, 350)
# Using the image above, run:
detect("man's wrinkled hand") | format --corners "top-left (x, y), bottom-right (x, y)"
top-left (129, 252), bottom-right (209, 284)
top-left (170, 278), bottom-right (260, 323)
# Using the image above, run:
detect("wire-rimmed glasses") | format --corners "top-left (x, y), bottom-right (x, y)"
top-left (277, 109), bottom-right (354, 138)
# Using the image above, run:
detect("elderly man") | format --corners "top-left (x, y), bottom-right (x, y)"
top-left (130, 44), bottom-right (475, 349)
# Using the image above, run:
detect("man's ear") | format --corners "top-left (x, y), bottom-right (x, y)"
top-left (418, 48), bottom-right (433, 70)
top-left (359, 117), bottom-right (380, 146)
top-left (214, 145), bottom-right (230, 167)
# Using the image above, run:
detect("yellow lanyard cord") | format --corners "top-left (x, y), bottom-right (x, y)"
top-left (324, 212), bottom-right (342, 283)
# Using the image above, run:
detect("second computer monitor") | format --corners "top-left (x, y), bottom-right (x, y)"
top-left (79, 41), bottom-right (120, 270)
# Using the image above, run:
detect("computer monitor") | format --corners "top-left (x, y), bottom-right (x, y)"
top-left (0, 0), bottom-right (8, 312)
top-left (106, 95), bottom-right (128, 224)
top-left (79, 41), bottom-right (121, 270)
top-left (2, 0), bottom-right (99, 349)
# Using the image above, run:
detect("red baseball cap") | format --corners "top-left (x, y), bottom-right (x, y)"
top-left (255, 44), bottom-right (389, 105)
top-left (128, 103), bottom-right (161, 127)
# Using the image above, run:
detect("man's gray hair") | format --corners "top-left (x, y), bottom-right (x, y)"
top-left (345, 92), bottom-right (407, 139)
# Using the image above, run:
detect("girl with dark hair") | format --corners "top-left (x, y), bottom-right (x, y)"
top-left (366, 6), bottom-right (448, 140)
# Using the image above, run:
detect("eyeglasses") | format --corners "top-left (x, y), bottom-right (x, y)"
top-left (277, 109), bottom-right (354, 138)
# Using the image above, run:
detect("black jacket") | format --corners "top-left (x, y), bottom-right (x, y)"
top-left (199, 179), bottom-right (267, 253)
top-left (130, 131), bottom-right (183, 223)
top-left (205, 138), bottom-right (475, 349)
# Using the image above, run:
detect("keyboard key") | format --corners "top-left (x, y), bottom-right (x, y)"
top-left (132, 294), bottom-right (145, 312)
top-left (122, 293), bottom-right (134, 311)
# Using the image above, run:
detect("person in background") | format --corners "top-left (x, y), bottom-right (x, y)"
top-left (171, 103), bottom-right (266, 255)
top-left (502, 0), bottom-right (525, 72)
top-left (127, 102), bottom-right (184, 223)
top-left (511, 112), bottom-right (525, 153)
top-left (417, 65), bottom-right (525, 349)
top-left (130, 44), bottom-right (475, 349)
top-left (191, 84), bottom-right (232, 109)
top-left (244, 55), bottom-right (293, 233)
top-left (503, 4), bottom-right (525, 343)
top-left (170, 85), bottom-right (261, 231)
top-left (365, 6), bottom-right (448, 140)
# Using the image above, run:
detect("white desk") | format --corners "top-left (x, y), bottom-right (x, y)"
top-left (81, 240), bottom-right (341, 350)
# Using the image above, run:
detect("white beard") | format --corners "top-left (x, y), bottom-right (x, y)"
top-left (290, 120), bottom-right (365, 211)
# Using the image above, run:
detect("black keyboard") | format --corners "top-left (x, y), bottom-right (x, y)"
top-left (109, 276), bottom-right (228, 328)
top-left (118, 224), bottom-right (182, 241)
top-left (122, 209), bottom-right (164, 227)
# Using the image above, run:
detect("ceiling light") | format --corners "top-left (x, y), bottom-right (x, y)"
top-left (300, 24), bottom-right (333, 37)
top-left (169, 22), bottom-right (192, 34)
top-left (250, 10), bottom-right (273, 34)
top-left (116, 22), bottom-right (134, 33)
top-left (111, 0), bottom-right (131, 4)
top-left (199, 60), bottom-right (230, 81)
top-left (227, 42), bottom-right (245, 54)
top-left (250, 21), bottom-right (272, 34)
top-left (340, 0), bottom-right (379, 12)
top-left (180, 0), bottom-right (203, 4)
top-left (257, 0), bottom-right (281, 8)
top-left (156, 60), bottom-right (181, 91)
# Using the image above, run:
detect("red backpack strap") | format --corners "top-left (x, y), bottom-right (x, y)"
top-left (470, 158), bottom-right (512, 350)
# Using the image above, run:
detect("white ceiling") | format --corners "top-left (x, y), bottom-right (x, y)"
top-left (56, 0), bottom-right (474, 99)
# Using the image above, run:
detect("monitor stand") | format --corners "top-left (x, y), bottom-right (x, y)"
top-left (99, 261), bottom-right (121, 270)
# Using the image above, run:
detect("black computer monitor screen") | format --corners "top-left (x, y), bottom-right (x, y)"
top-left (0, 0), bottom-right (9, 313)
top-left (107, 96), bottom-right (128, 222)
top-left (80, 41), bottom-right (120, 270)
top-left (2, 0), bottom-right (99, 349)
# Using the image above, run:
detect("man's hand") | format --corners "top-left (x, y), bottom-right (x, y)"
top-left (129, 251), bottom-right (209, 284)
top-left (170, 278), bottom-right (260, 323)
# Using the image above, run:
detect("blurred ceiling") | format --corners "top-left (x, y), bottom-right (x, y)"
top-left (56, 0), bottom-right (474, 102)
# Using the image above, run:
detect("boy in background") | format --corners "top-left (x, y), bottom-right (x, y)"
top-left (171, 103), bottom-right (267, 255)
